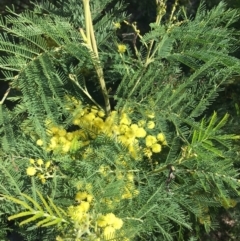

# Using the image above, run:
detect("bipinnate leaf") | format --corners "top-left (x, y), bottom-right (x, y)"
top-left (1, 191), bottom-right (68, 227)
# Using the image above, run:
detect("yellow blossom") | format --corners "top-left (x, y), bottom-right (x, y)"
top-left (93, 117), bottom-right (105, 130)
top-left (125, 128), bottom-right (135, 139)
top-left (36, 139), bottom-right (43, 146)
top-left (145, 135), bottom-right (157, 147)
top-left (62, 142), bottom-right (71, 153)
top-left (157, 133), bottom-right (165, 142)
top-left (143, 148), bottom-right (152, 158)
top-left (49, 126), bottom-right (58, 134)
top-left (117, 44), bottom-right (127, 54)
top-left (75, 191), bottom-right (88, 202)
top-left (59, 136), bottom-right (67, 144)
top-left (127, 172), bottom-right (134, 181)
top-left (87, 194), bottom-right (93, 203)
top-left (37, 159), bottom-right (43, 166)
top-left (151, 143), bottom-right (162, 153)
top-left (135, 127), bottom-right (146, 138)
top-left (120, 113), bottom-right (131, 125)
top-left (66, 132), bottom-right (74, 141)
top-left (83, 112), bottom-right (96, 122)
top-left (78, 201), bottom-right (90, 212)
top-left (119, 125), bottom-right (129, 134)
top-left (91, 106), bottom-right (98, 114)
top-left (45, 161), bottom-right (51, 168)
top-left (138, 119), bottom-right (146, 127)
top-left (103, 226), bottom-right (115, 239)
top-left (26, 166), bottom-right (37, 176)
top-left (29, 158), bottom-right (35, 164)
top-left (97, 215), bottom-right (108, 227)
top-left (39, 174), bottom-right (45, 180)
top-left (58, 129), bottom-right (67, 137)
top-left (133, 189), bottom-right (140, 196)
top-left (98, 110), bottom-right (105, 117)
top-left (105, 213), bottom-right (116, 225)
top-left (73, 118), bottom-right (81, 125)
top-left (113, 22), bottom-right (121, 29)
top-left (162, 140), bottom-right (168, 146)
top-left (147, 112), bottom-right (155, 118)
top-left (122, 191), bottom-right (132, 199)
top-left (112, 217), bottom-right (123, 229)
top-left (147, 121), bottom-right (155, 129)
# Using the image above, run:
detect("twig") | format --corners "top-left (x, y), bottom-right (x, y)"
top-left (0, 87), bottom-right (11, 105)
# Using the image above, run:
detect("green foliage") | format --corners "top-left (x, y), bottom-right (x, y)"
top-left (0, 0), bottom-right (240, 240)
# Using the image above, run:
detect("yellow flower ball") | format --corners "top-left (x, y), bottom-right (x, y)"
top-left (36, 139), bottom-right (43, 146)
top-left (138, 119), bottom-right (146, 127)
top-left (125, 128), bottom-right (135, 139)
top-left (45, 161), bottom-right (51, 169)
top-left (143, 148), bottom-right (152, 158)
top-left (97, 215), bottom-right (108, 227)
top-left (62, 142), bottom-right (71, 153)
top-left (83, 113), bottom-right (96, 122)
top-left (127, 172), bottom-right (134, 181)
top-left (79, 201), bottom-right (90, 212)
top-left (119, 125), bottom-right (128, 134)
top-left (117, 44), bottom-right (127, 54)
top-left (98, 110), bottom-right (105, 117)
top-left (58, 129), bottom-right (67, 137)
top-left (50, 137), bottom-right (58, 149)
top-left (26, 166), bottom-right (37, 176)
top-left (66, 132), bottom-right (74, 141)
top-left (93, 117), bottom-right (105, 130)
top-left (91, 106), bottom-right (98, 114)
top-left (122, 191), bottom-right (132, 199)
top-left (147, 112), bottom-right (155, 119)
top-left (112, 217), bottom-right (123, 229)
top-left (133, 189), bottom-right (140, 196)
top-left (157, 133), bottom-right (165, 142)
top-left (120, 114), bottom-right (131, 125)
top-left (87, 194), bottom-right (93, 203)
top-left (151, 143), bottom-right (162, 153)
top-left (147, 121), bottom-right (155, 129)
top-left (37, 159), bottom-right (43, 166)
top-left (59, 136), bottom-right (67, 144)
top-left (145, 135), bottom-right (157, 147)
top-left (29, 158), bottom-right (35, 164)
top-left (49, 126), bottom-right (58, 134)
top-left (135, 127), bottom-right (146, 138)
top-left (73, 118), bottom-right (81, 125)
top-left (113, 22), bottom-right (121, 29)
top-left (105, 213), bottom-right (116, 225)
top-left (75, 191), bottom-right (88, 202)
top-left (162, 140), bottom-right (168, 146)
top-left (103, 226), bottom-right (115, 238)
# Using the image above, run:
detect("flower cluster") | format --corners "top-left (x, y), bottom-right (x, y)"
top-left (97, 213), bottom-right (123, 240)
top-left (66, 191), bottom-right (124, 241)
top-left (38, 97), bottom-right (168, 162)
top-left (26, 158), bottom-right (53, 183)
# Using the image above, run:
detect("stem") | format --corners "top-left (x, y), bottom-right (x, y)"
top-left (83, 0), bottom-right (91, 47)
top-left (146, 0), bottom-right (166, 61)
top-left (0, 87), bottom-right (11, 105)
top-left (82, 0), bottom-right (111, 115)
top-left (69, 74), bottom-right (102, 109)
